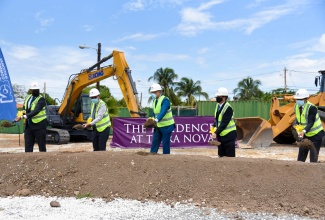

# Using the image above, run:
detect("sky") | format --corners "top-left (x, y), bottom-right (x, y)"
top-left (1, 0), bottom-right (325, 107)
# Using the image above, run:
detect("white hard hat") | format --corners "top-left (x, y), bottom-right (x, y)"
top-left (150, 83), bottom-right (162, 92)
top-left (215, 87), bottom-right (228, 97)
top-left (89, 88), bottom-right (100, 97)
top-left (294, 88), bottom-right (309, 99)
top-left (30, 82), bottom-right (39, 90)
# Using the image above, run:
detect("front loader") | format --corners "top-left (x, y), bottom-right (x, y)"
top-left (236, 70), bottom-right (325, 148)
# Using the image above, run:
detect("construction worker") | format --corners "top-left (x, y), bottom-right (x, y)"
top-left (83, 88), bottom-right (111, 151)
top-left (149, 83), bottom-right (175, 154)
top-left (293, 88), bottom-right (324, 162)
top-left (14, 82), bottom-right (47, 152)
top-left (211, 87), bottom-right (237, 157)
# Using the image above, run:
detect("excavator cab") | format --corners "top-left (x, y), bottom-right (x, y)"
top-left (71, 93), bottom-right (92, 123)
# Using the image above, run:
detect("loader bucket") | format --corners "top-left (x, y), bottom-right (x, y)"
top-left (235, 117), bottom-right (273, 149)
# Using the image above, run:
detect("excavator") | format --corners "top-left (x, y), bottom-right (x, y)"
top-left (46, 50), bottom-right (145, 144)
top-left (236, 70), bottom-right (325, 148)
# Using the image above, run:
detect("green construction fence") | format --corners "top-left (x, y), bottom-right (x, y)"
top-left (1, 101), bottom-right (271, 134)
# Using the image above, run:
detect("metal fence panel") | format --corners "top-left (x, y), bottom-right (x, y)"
top-left (197, 101), bottom-right (271, 120)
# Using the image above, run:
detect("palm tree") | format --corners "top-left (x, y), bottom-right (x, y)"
top-left (148, 67), bottom-right (179, 104)
top-left (233, 77), bottom-right (263, 101)
top-left (174, 77), bottom-right (209, 106)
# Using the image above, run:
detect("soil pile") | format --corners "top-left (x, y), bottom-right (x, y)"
top-left (0, 151), bottom-right (324, 218)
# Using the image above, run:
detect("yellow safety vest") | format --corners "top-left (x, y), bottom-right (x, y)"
top-left (152, 95), bottom-right (174, 128)
top-left (295, 101), bottom-right (323, 137)
top-left (214, 102), bottom-right (236, 136)
top-left (90, 99), bottom-right (111, 132)
top-left (23, 95), bottom-right (46, 123)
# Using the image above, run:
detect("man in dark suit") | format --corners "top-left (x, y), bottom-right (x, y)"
top-left (212, 87), bottom-right (237, 157)
top-left (15, 82), bottom-right (47, 152)
top-left (293, 88), bottom-right (324, 162)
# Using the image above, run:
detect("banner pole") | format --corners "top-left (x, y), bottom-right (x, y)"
top-left (18, 124), bottom-right (20, 146)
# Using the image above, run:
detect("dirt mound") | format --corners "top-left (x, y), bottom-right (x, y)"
top-left (0, 151), bottom-right (324, 218)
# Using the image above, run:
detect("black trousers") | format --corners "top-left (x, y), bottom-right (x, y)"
top-left (24, 126), bottom-right (46, 152)
top-left (297, 136), bottom-right (322, 162)
top-left (218, 139), bottom-right (236, 157)
top-left (93, 127), bottom-right (110, 151)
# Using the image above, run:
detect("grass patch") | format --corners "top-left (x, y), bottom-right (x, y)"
top-left (76, 193), bottom-right (92, 199)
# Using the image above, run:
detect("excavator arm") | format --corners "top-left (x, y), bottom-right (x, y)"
top-left (46, 50), bottom-right (145, 144)
top-left (58, 50), bottom-right (141, 119)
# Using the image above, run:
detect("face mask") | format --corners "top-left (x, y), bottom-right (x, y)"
top-left (91, 98), bottom-right (99, 104)
top-left (296, 100), bottom-right (305, 107)
top-left (32, 90), bottom-right (39, 97)
top-left (151, 94), bottom-right (156, 99)
top-left (216, 97), bottom-right (223, 103)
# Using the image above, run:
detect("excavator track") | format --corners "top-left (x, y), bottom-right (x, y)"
top-left (46, 128), bottom-right (70, 144)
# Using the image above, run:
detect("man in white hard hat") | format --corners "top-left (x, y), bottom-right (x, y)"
top-left (14, 82), bottom-right (47, 152)
top-left (293, 88), bottom-right (324, 162)
top-left (149, 83), bottom-right (175, 154)
top-left (211, 87), bottom-right (237, 157)
top-left (83, 88), bottom-right (111, 151)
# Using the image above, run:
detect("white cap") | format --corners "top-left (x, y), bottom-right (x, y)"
top-left (30, 82), bottom-right (39, 90)
top-left (150, 83), bottom-right (162, 92)
top-left (215, 87), bottom-right (228, 97)
top-left (294, 89), bottom-right (309, 99)
top-left (89, 88), bottom-right (100, 97)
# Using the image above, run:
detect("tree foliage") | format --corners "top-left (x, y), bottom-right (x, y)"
top-left (233, 77), bottom-right (263, 101)
top-left (148, 67), bottom-right (181, 105)
top-left (174, 77), bottom-right (209, 106)
top-left (43, 93), bottom-right (57, 105)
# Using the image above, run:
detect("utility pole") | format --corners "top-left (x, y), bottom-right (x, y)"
top-left (283, 67), bottom-right (287, 93)
top-left (43, 82), bottom-right (46, 98)
top-left (96, 43), bottom-right (101, 90)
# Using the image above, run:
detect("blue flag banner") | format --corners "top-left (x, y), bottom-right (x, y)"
top-left (0, 48), bottom-right (17, 120)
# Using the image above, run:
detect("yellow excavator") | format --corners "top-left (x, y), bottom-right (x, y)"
top-left (236, 70), bottom-right (325, 148)
top-left (46, 50), bottom-right (145, 144)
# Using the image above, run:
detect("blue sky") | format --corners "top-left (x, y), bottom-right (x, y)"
top-left (1, 0), bottom-right (325, 106)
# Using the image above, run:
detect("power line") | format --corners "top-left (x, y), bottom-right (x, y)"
top-left (288, 69), bottom-right (319, 75)
top-left (200, 70), bottom-right (280, 84)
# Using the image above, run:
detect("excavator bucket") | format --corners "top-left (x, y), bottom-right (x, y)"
top-left (235, 117), bottom-right (273, 149)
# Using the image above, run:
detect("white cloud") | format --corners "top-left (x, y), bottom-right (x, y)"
top-left (123, 0), bottom-right (188, 11)
top-left (197, 47), bottom-right (210, 54)
top-left (123, 0), bottom-right (144, 11)
top-left (34, 12), bottom-right (54, 33)
top-left (195, 57), bottom-right (207, 66)
top-left (7, 45), bottom-right (39, 60)
top-left (113, 33), bottom-right (160, 42)
top-left (82, 25), bottom-right (93, 32)
top-left (198, 0), bottom-right (224, 11)
top-left (176, 0), bottom-right (307, 36)
top-left (135, 53), bottom-right (190, 62)
top-left (312, 33), bottom-right (325, 53)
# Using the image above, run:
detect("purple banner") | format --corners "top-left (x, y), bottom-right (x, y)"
top-left (110, 116), bottom-right (215, 148)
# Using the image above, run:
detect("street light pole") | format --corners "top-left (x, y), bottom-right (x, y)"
top-left (96, 43), bottom-right (101, 90)
top-left (79, 43), bottom-right (101, 90)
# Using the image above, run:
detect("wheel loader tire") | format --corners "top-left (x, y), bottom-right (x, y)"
top-left (318, 109), bottom-right (325, 122)
top-left (273, 128), bottom-right (296, 144)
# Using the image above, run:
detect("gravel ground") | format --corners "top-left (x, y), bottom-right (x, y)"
top-left (0, 196), bottom-right (317, 220)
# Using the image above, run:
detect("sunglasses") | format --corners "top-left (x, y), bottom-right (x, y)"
top-left (90, 97), bottom-right (97, 99)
